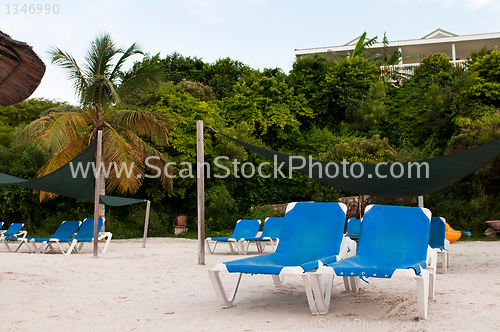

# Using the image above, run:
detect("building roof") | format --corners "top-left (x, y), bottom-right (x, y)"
top-left (294, 30), bottom-right (500, 54)
top-left (421, 28), bottom-right (457, 39)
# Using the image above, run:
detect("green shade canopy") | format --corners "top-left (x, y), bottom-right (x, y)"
top-left (0, 141), bottom-right (146, 206)
top-left (0, 142), bottom-right (97, 202)
top-left (99, 195), bottom-right (145, 206)
top-left (217, 132), bottom-right (500, 198)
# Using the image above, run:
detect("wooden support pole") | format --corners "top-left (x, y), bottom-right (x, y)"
top-left (142, 200), bottom-right (151, 248)
top-left (197, 120), bottom-right (205, 265)
top-left (93, 130), bottom-right (103, 258)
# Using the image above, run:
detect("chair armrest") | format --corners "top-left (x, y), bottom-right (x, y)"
top-left (16, 231), bottom-right (28, 238)
top-left (98, 232), bottom-right (112, 240)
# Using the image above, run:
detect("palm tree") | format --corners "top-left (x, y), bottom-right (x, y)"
top-left (17, 33), bottom-right (172, 211)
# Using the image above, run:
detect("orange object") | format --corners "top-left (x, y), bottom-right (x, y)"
top-left (445, 222), bottom-right (461, 243)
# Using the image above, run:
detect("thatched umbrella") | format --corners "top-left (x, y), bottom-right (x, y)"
top-left (0, 30), bottom-right (46, 107)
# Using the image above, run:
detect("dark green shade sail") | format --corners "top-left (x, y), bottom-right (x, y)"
top-left (99, 195), bottom-right (145, 206)
top-left (0, 141), bottom-right (146, 206)
top-left (217, 132), bottom-right (500, 198)
top-left (0, 141), bottom-right (97, 202)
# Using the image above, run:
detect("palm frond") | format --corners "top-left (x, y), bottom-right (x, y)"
top-left (118, 65), bottom-right (162, 106)
top-left (85, 34), bottom-right (116, 79)
top-left (121, 130), bottom-right (173, 189)
top-left (110, 109), bottom-right (171, 145)
top-left (49, 47), bottom-right (87, 104)
top-left (102, 126), bottom-right (144, 194)
top-left (110, 42), bottom-right (143, 81)
top-left (80, 34), bottom-right (122, 109)
top-left (16, 108), bottom-right (90, 152)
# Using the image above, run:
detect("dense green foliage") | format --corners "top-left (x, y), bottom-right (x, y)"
top-left (2, 38), bottom-right (500, 240)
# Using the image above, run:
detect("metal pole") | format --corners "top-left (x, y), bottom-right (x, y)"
top-left (142, 200), bottom-right (151, 248)
top-left (93, 130), bottom-right (103, 258)
top-left (196, 120), bottom-right (205, 265)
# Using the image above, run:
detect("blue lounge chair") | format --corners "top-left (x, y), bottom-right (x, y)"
top-left (205, 219), bottom-right (261, 254)
top-left (240, 217), bottom-right (284, 254)
top-left (430, 217), bottom-right (450, 273)
top-left (313, 204), bottom-right (437, 319)
top-left (346, 217), bottom-right (361, 238)
top-left (17, 220), bottom-right (82, 254)
top-left (46, 218), bottom-right (112, 255)
top-left (1, 223), bottom-right (27, 252)
top-left (208, 202), bottom-right (357, 315)
top-left (0, 222), bottom-right (4, 234)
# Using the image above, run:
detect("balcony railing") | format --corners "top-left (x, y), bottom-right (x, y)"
top-left (381, 60), bottom-right (468, 78)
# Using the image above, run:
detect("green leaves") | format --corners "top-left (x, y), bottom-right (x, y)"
top-left (222, 75), bottom-right (313, 136)
top-left (470, 49), bottom-right (500, 83)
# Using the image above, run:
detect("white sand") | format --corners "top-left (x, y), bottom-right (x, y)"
top-left (1, 238), bottom-right (499, 332)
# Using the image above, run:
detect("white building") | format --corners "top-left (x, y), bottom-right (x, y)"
top-left (294, 29), bottom-right (500, 74)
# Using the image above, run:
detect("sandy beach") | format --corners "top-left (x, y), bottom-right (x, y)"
top-left (1, 238), bottom-right (499, 332)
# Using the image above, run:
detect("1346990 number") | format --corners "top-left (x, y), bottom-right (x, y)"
top-left (6, 4), bottom-right (59, 14)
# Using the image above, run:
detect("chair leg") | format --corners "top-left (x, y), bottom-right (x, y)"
top-left (208, 270), bottom-right (242, 308)
top-left (256, 241), bottom-right (264, 253)
top-left (301, 274), bottom-right (319, 315)
top-left (2, 239), bottom-right (13, 252)
top-left (444, 249), bottom-right (449, 270)
top-left (205, 239), bottom-right (216, 254)
top-left (426, 248), bottom-right (437, 300)
top-left (415, 269), bottom-right (429, 319)
top-left (343, 276), bottom-right (359, 291)
top-left (427, 266), bottom-right (436, 301)
top-left (309, 273), bottom-right (334, 315)
top-left (27, 241), bottom-right (37, 254)
top-left (45, 242), bottom-right (61, 254)
top-left (14, 239), bottom-right (28, 253)
top-left (343, 277), bottom-right (351, 291)
top-left (272, 274), bottom-right (284, 286)
top-left (240, 240), bottom-right (249, 254)
top-left (351, 277), bottom-right (359, 291)
top-left (235, 240), bottom-right (247, 255)
top-left (269, 240), bottom-right (276, 252)
top-left (64, 240), bottom-right (78, 255)
top-left (30, 241), bottom-right (46, 254)
top-left (99, 232), bottom-right (113, 253)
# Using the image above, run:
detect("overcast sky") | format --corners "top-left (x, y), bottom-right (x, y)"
top-left (2, 0), bottom-right (499, 104)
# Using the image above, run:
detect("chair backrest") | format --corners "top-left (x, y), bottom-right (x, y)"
top-left (174, 215), bottom-right (188, 227)
top-left (346, 217), bottom-right (361, 238)
top-left (51, 220), bottom-right (81, 239)
top-left (0, 221), bottom-right (4, 229)
top-left (429, 217), bottom-right (446, 250)
top-left (76, 218), bottom-right (104, 240)
top-left (230, 219), bottom-right (261, 239)
top-left (4, 223), bottom-right (24, 236)
top-left (261, 217), bottom-right (284, 239)
top-left (275, 202), bottom-right (347, 262)
top-left (357, 205), bottom-right (431, 266)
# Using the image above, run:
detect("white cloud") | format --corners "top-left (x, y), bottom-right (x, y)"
top-left (43, 23), bottom-right (75, 42)
top-left (467, 0), bottom-right (493, 7)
